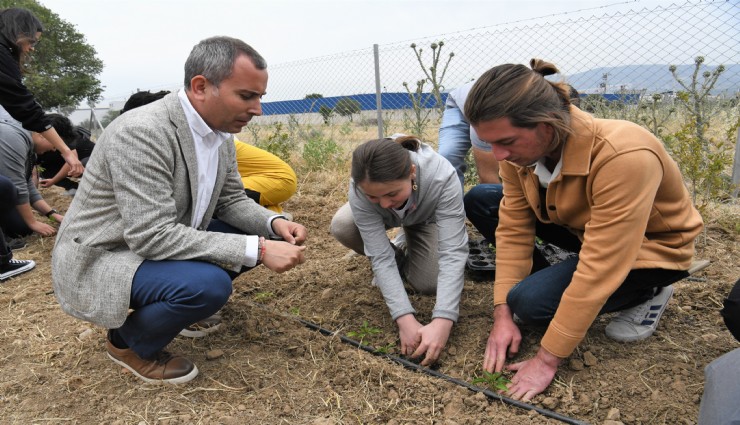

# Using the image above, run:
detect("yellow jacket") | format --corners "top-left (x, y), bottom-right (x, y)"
top-left (494, 107), bottom-right (703, 357)
top-left (234, 139), bottom-right (297, 213)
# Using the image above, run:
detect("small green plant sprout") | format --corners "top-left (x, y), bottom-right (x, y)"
top-left (253, 291), bottom-right (274, 302)
top-left (373, 342), bottom-right (396, 355)
top-left (472, 371), bottom-right (511, 392)
top-left (288, 307), bottom-right (300, 316)
top-left (347, 321), bottom-right (382, 344)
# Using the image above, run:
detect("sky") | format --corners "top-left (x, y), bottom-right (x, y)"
top-left (38, 0), bottom-right (675, 106)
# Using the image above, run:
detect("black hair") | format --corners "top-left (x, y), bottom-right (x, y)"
top-left (0, 8), bottom-right (43, 63)
top-left (120, 90), bottom-right (171, 115)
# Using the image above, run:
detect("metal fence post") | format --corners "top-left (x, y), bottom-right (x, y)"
top-left (373, 44), bottom-right (383, 139)
top-left (732, 127), bottom-right (740, 198)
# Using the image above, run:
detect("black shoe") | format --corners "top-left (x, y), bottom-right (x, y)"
top-left (5, 237), bottom-right (26, 250)
top-left (0, 259), bottom-right (36, 281)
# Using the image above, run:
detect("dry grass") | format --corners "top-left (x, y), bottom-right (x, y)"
top-left (0, 133), bottom-right (738, 424)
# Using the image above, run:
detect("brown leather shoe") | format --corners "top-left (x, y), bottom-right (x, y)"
top-left (179, 312), bottom-right (222, 338)
top-left (106, 340), bottom-right (198, 384)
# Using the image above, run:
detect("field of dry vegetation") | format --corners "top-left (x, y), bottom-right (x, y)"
top-left (1, 114), bottom-right (738, 424)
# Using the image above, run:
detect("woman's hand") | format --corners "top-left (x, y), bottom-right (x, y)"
top-left (411, 317), bottom-right (454, 366)
top-left (61, 149), bottom-right (84, 177)
top-left (396, 314), bottom-right (423, 356)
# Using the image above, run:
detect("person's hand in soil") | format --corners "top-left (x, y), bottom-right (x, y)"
top-left (396, 314), bottom-right (423, 356)
top-left (261, 240), bottom-right (306, 273)
top-left (483, 304), bottom-right (521, 373)
top-left (29, 219), bottom-right (57, 237)
top-left (411, 317), bottom-right (453, 366)
top-left (504, 347), bottom-right (562, 401)
top-left (271, 217), bottom-right (307, 245)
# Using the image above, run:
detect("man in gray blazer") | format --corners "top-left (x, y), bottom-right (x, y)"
top-left (52, 36), bottom-right (307, 384)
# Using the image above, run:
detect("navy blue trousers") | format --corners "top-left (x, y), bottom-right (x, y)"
top-left (111, 219), bottom-right (249, 359)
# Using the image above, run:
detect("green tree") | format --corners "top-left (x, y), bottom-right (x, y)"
top-left (0, 0), bottom-right (104, 109)
top-left (304, 93), bottom-right (323, 99)
top-left (318, 105), bottom-right (334, 125)
top-left (334, 97), bottom-right (361, 122)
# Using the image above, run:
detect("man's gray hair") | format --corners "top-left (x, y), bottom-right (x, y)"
top-left (183, 36), bottom-right (267, 89)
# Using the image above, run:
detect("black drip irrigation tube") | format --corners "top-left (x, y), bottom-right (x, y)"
top-left (248, 302), bottom-right (589, 425)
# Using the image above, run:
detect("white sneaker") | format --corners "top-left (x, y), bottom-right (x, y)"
top-left (178, 313), bottom-right (222, 338)
top-left (63, 188), bottom-right (77, 196)
top-left (605, 285), bottom-right (674, 342)
top-left (0, 259), bottom-right (36, 281)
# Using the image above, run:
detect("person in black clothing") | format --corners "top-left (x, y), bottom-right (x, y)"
top-left (0, 7), bottom-right (80, 280)
top-left (37, 114), bottom-right (95, 195)
top-left (0, 7), bottom-right (83, 176)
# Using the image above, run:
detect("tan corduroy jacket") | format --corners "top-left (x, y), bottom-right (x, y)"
top-left (494, 107), bottom-right (703, 358)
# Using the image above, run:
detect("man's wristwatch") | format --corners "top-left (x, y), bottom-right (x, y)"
top-left (45, 208), bottom-right (59, 218)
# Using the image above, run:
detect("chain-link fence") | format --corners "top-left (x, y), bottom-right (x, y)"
top-left (248, 0), bottom-right (738, 143)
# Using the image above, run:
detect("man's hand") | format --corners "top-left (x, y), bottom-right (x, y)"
top-left (483, 304), bottom-right (521, 373)
top-left (396, 314), bottom-right (423, 356)
top-left (271, 218), bottom-right (307, 245)
top-left (29, 220), bottom-right (57, 237)
top-left (411, 317), bottom-right (454, 366)
top-left (39, 179), bottom-right (54, 188)
top-left (505, 347), bottom-right (562, 401)
top-left (261, 239), bottom-right (306, 273)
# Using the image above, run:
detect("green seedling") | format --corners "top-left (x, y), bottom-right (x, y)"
top-left (288, 307), bottom-right (300, 316)
top-left (373, 343), bottom-right (396, 355)
top-left (253, 291), bottom-right (274, 301)
top-left (347, 321), bottom-right (382, 344)
top-left (472, 371), bottom-right (511, 392)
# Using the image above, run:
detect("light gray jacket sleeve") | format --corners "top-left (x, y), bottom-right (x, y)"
top-left (429, 170), bottom-right (468, 321)
top-left (348, 185), bottom-right (415, 321)
top-left (0, 123), bottom-right (40, 205)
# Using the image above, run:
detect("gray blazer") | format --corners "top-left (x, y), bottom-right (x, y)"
top-left (52, 93), bottom-right (274, 329)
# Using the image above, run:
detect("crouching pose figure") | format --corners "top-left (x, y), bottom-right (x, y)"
top-left (331, 135), bottom-right (468, 366)
top-left (52, 36), bottom-right (307, 384)
top-left (463, 59), bottom-right (703, 400)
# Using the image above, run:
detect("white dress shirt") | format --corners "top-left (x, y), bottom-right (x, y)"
top-left (177, 89), bottom-right (262, 266)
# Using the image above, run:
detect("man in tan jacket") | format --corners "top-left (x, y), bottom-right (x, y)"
top-left (462, 59), bottom-right (702, 401)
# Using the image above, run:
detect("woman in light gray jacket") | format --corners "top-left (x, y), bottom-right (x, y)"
top-left (331, 135), bottom-right (468, 366)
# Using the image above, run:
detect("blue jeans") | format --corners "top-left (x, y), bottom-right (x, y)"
top-left (464, 183), bottom-right (689, 323)
top-left (438, 106), bottom-right (473, 187)
top-left (507, 257), bottom-right (688, 324)
top-left (111, 219), bottom-right (249, 359)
